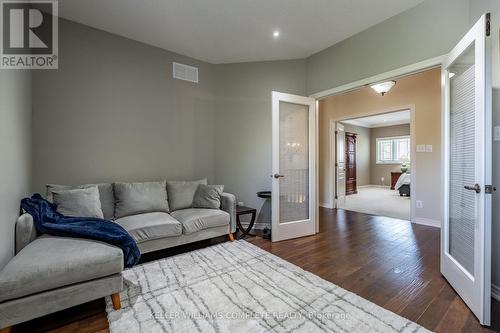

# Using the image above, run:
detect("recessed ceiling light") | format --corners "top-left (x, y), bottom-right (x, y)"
top-left (273, 30), bottom-right (280, 38)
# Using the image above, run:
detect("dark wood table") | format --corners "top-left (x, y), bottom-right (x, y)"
top-left (236, 205), bottom-right (256, 239)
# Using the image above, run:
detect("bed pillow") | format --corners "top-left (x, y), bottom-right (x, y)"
top-left (192, 184), bottom-right (224, 209)
top-left (167, 179), bottom-right (207, 211)
top-left (52, 187), bottom-right (104, 219)
top-left (114, 181), bottom-right (169, 218)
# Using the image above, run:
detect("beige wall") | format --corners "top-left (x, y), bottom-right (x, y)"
top-left (370, 124), bottom-right (410, 186)
top-left (319, 68), bottom-right (440, 222)
top-left (340, 123), bottom-right (371, 187)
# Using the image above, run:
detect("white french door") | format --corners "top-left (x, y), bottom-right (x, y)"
top-left (335, 123), bottom-right (346, 207)
top-left (441, 13), bottom-right (492, 325)
top-left (271, 91), bottom-right (316, 242)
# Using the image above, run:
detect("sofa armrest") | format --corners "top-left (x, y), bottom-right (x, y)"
top-left (16, 213), bottom-right (37, 254)
top-left (221, 193), bottom-right (236, 233)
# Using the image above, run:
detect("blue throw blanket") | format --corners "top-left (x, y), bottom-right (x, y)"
top-left (21, 193), bottom-right (140, 268)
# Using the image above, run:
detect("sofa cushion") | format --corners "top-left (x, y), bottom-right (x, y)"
top-left (170, 208), bottom-right (229, 235)
top-left (0, 235), bottom-right (123, 303)
top-left (114, 181), bottom-right (169, 218)
top-left (114, 212), bottom-right (181, 243)
top-left (46, 183), bottom-right (115, 220)
top-left (52, 187), bottom-right (104, 218)
top-left (192, 184), bottom-right (224, 209)
top-left (167, 179), bottom-right (207, 211)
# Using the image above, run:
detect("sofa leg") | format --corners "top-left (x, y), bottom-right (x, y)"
top-left (111, 293), bottom-right (121, 310)
top-left (228, 232), bottom-right (235, 242)
top-left (0, 326), bottom-right (12, 333)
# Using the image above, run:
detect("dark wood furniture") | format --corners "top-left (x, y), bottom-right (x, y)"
top-left (391, 171), bottom-right (403, 190)
top-left (345, 132), bottom-right (357, 195)
top-left (235, 205), bottom-right (257, 239)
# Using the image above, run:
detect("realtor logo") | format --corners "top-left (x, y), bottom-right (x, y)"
top-left (1, 0), bottom-right (58, 69)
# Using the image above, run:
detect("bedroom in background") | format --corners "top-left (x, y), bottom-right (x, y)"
top-left (318, 67), bottom-right (441, 226)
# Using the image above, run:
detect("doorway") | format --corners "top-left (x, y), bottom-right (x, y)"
top-left (332, 108), bottom-right (414, 221)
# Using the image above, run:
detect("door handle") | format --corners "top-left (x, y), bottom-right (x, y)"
top-left (464, 184), bottom-right (481, 193)
top-left (273, 174), bottom-right (285, 179)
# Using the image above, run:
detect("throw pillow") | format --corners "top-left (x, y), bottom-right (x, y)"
top-left (46, 183), bottom-right (115, 220)
top-left (192, 184), bottom-right (224, 209)
top-left (114, 181), bottom-right (169, 218)
top-left (52, 186), bottom-right (104, 218)
top-left (166, 179), bottom-right (207, 211)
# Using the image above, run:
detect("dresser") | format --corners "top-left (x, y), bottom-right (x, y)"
top-left (390, 171), bottom-right (403, 190)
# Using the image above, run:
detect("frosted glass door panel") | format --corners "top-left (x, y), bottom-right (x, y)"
top-left (448, 43), bottom-right (475, 275)
top-left (279, 101), bottom-right (309, 224)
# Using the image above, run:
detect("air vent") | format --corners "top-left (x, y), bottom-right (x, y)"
top-left (173, 62), bottom-right (198, 83)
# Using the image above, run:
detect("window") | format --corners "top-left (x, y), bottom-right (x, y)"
top-left (376, 136), bottom-right (410, 164)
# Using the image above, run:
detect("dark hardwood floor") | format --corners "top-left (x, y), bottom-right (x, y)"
top-left (13, 208), bottom-right (500, 333)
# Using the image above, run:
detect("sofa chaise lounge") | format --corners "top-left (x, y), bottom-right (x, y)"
top-left (0, 180), bottom-right (236, 332)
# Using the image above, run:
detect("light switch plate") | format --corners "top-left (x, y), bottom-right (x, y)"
top-left (494, 126), bottom-right (500, 141)
top-left (416, 144), bottom-right (426, 153)
top-left (425, 145), bottom-right (433, 153)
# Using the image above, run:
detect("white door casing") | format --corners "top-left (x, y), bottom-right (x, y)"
top-left (441, 13), bottom-right (492, 326)
top-left (272, 91), bottom-right (317, 242)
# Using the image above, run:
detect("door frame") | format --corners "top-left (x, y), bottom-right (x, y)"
top-left (328, 105), bottom-right (416, 223)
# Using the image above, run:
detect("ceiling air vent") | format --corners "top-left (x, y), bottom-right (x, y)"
top-left (173, 62), bottom-right (198, 83)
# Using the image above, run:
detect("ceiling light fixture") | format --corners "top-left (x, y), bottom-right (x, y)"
top-left (273, 30), bottom-right (280, 38)
top-left (370, 80), bottom-right (396, 96)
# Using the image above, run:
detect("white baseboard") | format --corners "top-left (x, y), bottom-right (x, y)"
top-left (319, 202), bottom-right (334, 209)
top-left (492, 284), bottom-right (500, 302)
top-left (414, 217), bottom-right (441, 228)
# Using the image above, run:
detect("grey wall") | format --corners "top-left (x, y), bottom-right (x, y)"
top-left (32, 19), bottom-right (216, 193)
top-left (0, 71), bottom-right (32, 269)
top-left (306, 0), bottom-right (470, 95)
top-left (341, 124), bottom-right (370, 186)
top-left (370, 124), bottom-right (411, 186)
top-left (214, 60), bottom-right (307, 227)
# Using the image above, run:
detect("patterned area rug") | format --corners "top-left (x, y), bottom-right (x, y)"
top-left (106, 240), bottom-right (430, 333)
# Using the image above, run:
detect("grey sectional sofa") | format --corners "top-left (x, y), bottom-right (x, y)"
top-left (0, 180), bottom-right (236, 332)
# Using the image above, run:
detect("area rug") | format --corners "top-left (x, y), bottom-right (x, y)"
top-left (105, 240), bottom-right (430, 333)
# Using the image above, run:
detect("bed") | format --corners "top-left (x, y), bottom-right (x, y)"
top-left (394, 172), bottom-right (411, 196)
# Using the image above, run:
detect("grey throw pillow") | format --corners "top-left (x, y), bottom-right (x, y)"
top-left (52, 187), bottom-right (104, 218)
top-left (192, 184), bottom-right (224, 209)
top-left (114, 181), bottom-right (169, 218)
top-left (46, 183), bottom-right (115, 220)
top-left (167, 179), bottom-right (207, 211)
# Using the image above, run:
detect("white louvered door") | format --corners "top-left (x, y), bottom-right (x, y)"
top-left (441, 13), bottom-right (492, 325)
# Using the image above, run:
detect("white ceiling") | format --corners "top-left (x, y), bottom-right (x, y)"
top-left (58, 0), bottom-right (424, 64)
top-left (342, 110), bottom-right (411, 128)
